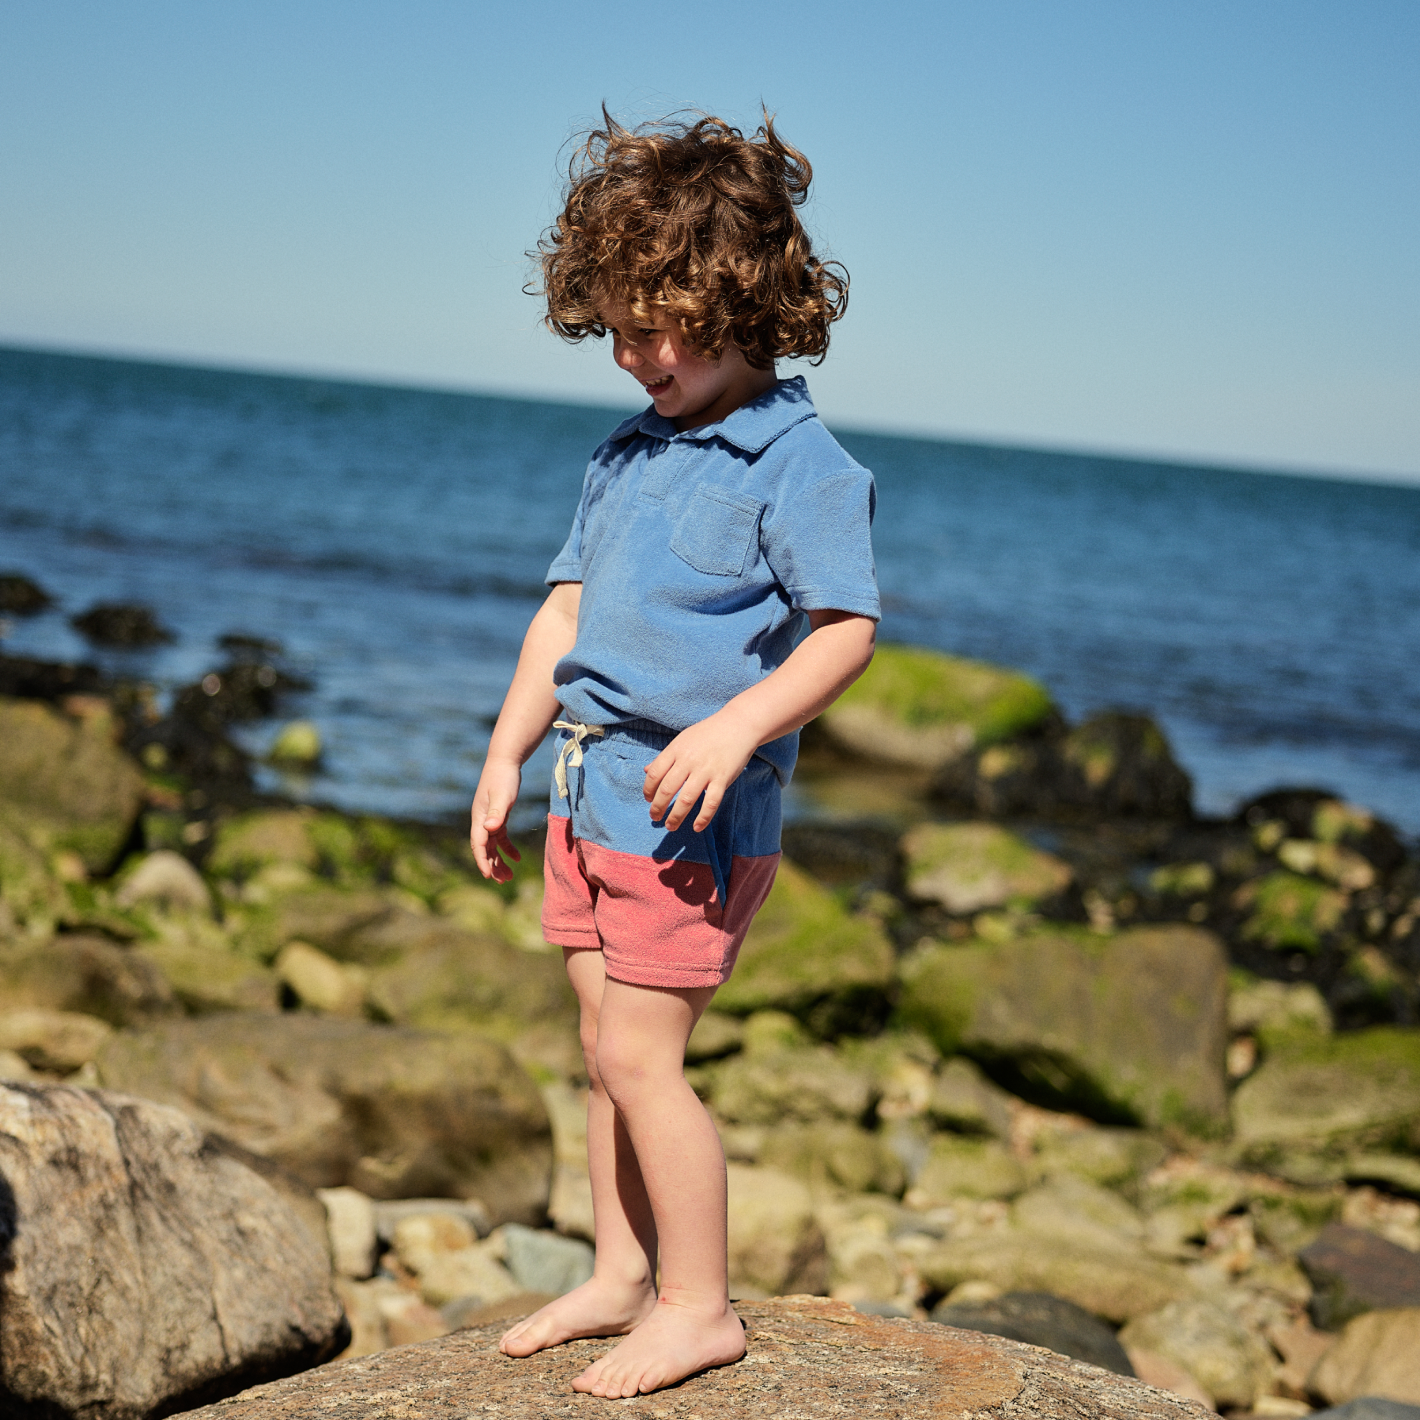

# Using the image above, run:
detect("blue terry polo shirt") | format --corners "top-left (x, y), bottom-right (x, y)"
top-left (545, 375), bottom-right (880, 785)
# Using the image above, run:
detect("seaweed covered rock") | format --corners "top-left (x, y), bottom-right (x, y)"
top-left (0, 572), bottom-right (52, 615)
top-left (712, 858), bottom-right (895, 1034)
top-left (931, 710), bottom-right (1193, 820)
top-left (94, 1013), bottom-right (553, 1223)
top-left (899, 924), bottom-right (1229, 1131)
top-left (814, 643), bottom-right (1055, 770)
top-left (900, 821), bottom-right (1073, 915)
top-left (70, 601), bottom-right (175, 646)
top-left (0, 1083), bottom-right (346, 1420)
top-left (0, 695), bottom-right (145, 871)
top-left (1231, 1027), bottom-right (1420, 1169)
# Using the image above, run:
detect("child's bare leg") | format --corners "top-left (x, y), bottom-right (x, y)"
top-left (500, 948), bottom-right (659, 1356)
top-left (571, 976), bottom-right (744, 1398)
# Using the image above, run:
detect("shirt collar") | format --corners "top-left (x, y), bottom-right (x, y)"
top-left (608, 376), bottom-right (818, 454)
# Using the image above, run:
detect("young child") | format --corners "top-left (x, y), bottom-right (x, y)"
top-left (470, 112), bottom-right (879, 1400)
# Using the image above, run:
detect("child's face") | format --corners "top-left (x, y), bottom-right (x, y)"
top-left (599, 302), bottom-right (776, 433)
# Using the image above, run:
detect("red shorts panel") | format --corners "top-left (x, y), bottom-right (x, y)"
top-left (541, 812), bottom-right (779, 989)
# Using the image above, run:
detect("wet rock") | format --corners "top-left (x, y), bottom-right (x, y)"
top-left (1309, 1307), bottom-right (1420, 1407)
top-left (501, 1222), bottom-right (594, 1295)
top-left (931, 1290), bottom-right (1135, 1376)
top-left (1231, 1027), bottom-right (1420, 1167)
top-left (713, 859), bottom-right (896, 1033)
top-left (0, 651), bottom-right (106, 701)
top-left (726, 1163), bottom-right (830, 1296)
top-left (899, 924), bottom-right (1229, 1132)
top-left (70, 601), bottom-right (174, 646)
top-left (900, 821), bottom-right (1073, 914)
top-left (317, 1185), bottom-right (378, 1279)
top-left (1239, 790), bottom-right (1407, 879)
top-left (0, 695), bottom-right (145, 871)
top-left (176, 1294), bottom-right (1214, 1420)
top-left (0, 1083), bottom-right (345, 1420)
top-left (114, 848), bottom-right (211, 913)
top-left (1299, 1224), bottom-right (1420, 1330)
top-left (0, 1007), bottom-right (112, 1072)
top-left (815, 643), bottom-right (1055, 771)
top-left (0, 572), bottom-right (52, 615)
top-left (0, 932), bottom-right (177, 1025)
top-left (931, 711), bottom-right (1193, 820)
top-left (909, 1135), bottom-right (1028, 1203)
top-left (1119, 1298), bottom-right (1276, 1409)
top-left (95, 1012), bottom-right (553, 1223)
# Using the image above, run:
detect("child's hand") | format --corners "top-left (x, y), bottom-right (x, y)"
top-left (471, 758), bottom-right (523, 882)
top-left (644, 711), bottom-right (758, 833)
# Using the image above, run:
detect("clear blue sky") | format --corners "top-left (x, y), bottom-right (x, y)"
top-left (2, 1), bottom-right (1417, 480)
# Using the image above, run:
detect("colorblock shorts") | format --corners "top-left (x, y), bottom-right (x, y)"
top-left (542, 718), bottom-right (782, 989)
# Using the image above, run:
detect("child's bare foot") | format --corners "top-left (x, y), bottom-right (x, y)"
top-left (570, 1297), bottom-right (745, 1397)
top-left (499, 1277), bottom-right (656, 1358)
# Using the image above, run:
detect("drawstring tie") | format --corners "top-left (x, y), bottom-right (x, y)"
top-left (553, 720), bottom-right (603, 799)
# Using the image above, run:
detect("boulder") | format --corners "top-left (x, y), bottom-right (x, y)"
top-left (207, 808), bottom-right (320, 876)
top-left (363, 921), bottom-right (577, 1035)
top-left (899, 924), bottom-right (1229, 1132)
top-left (1229, 977), bottom-right (1333, 1043)
top-left (900, 822), bottom-right (1073, 915)
top-left (70, 601), bottom-right (174, 646)
top-left (711, 859), bottom-right (896, 1033)
top-left (0, 572), bottom-right (52, 615)
top-left (317, 1185), bottom-right (378, 1279)
top-left (927, 1055), bottom-right (1016, 1138)
top-left (132, 930), bottom-right (280, 1014)
top-left (1231, 1028), bottom-right (1420, 1165)
top-left (0, 1007), bottom-right (112, 1073)
top-left (1236, 871), bottom-right (1350, 953)
top-left (916, 1233), bottom-right (1197, 1323)
top-left (0, 696), bottom-right (145, 871)
top-left (0, 932), bottom-right (177, 1025)
top-left (908, 1135), bottom-right (1028, 1203)
top-left (814, 643), bottom-right (1055, 771)
top-left (0, 818), bottom-right (70, 936)
top-left (931, 711), bottom-right (1193, 820)
top-left (1012, 1174), bottom-right (1147, 1252)
top-left (726, 1163), bottom-right (829, 1296)
top-left (1309, 1307), bottom-right (1420, 1408)
top-left (0, 1083), bottom-right (345, 1420)
top-left (1031, 1126), bottom-right (1168, 1193)
top-left (931, 1290), bottom-right (1135, 1376)
top-left (1299, 1224), bottom-right (1420, 1331)
top-left (756, 1120), bottom-right (906, 1196)
top-left (501, 1222), bottom-right (595, 1295)
top-left (94, 1013), bottom-right (553, 1223)
top-left (1239, 790), bottom-right (1407, 878)
top-left (114, 849), bottom-right (211, 913)
top-left (175, 1295), bottom-right (1213, 1419)
top-left (706, 1040), bottom-right (874, 1126)
top-left (1119, 1298), bottom-right (1276, 1409)
top-left (276, 940), bottom-right (367, 1016)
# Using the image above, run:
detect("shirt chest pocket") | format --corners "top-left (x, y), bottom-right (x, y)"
top-left (669, 487), bottom-right (764, 577)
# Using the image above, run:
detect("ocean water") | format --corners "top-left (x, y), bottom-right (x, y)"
top-left (2, 346), bottom-right (1419, 835)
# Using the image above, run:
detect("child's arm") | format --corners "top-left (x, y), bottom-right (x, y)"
top-left (644, 609), bottom-right (876, 833)
top-left (470, 581), bottom-right (582, 881)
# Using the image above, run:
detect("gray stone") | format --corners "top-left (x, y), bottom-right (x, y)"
top-left (372, 1196), bottom-right (492, 1245)
top-left (928, 1056), bottom-right (1015, 1138)
top-left (1118, 1298), bottom-right (1276, 1410)
top-left (900, 924), bottom-right (1229, 1132)
top-left (1312, 1403), bottom-right (1420, 1420)
top-left (0, 1083), bottom-right (346, 1420)
top-left (174, 1295), bottom-right (1213, 1419)
top-left (931, 1290), bottom-right (1135, 1376)
top-left (95, 1013), bottom-right (553, 1224)
top-left (500, 1223), bottom-right (594, 1295)
top-left (1299, 1224), bottom-right (1420, 1330)
top-left (114, 850), bottom-right (211, 913)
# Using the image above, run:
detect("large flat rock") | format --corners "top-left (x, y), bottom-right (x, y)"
top-left (184, 1296), bottom-right (1209, 1419)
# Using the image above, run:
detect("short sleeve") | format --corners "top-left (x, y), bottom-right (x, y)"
top-left (760, 466), bottom-right (880, 620)
top-left (545, 468), bottom-right (591, 586)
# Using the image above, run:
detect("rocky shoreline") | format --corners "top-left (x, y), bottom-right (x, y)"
top-left (1, 611), bottom-right (1418, 1418)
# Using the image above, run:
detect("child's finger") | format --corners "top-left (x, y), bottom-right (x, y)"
top-left (663, 772), bottom-right (710, 830)
top-left (691, 787), bottom-right (724, 832)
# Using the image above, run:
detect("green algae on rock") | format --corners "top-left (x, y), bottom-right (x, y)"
top-left (815, 643), bottom-right (1054, 769)
top-left (1236, 870), bottom-right (1349, 953)
top-left (898, 924), bottom-right (1229, 1132)
top-left (1231, 1026), bottom-right (1420, 1164)
top-left (712, 858), bottom-right (895, 1032)
top-left (0, 695), bottom-right (145, 872)
top-left (900, 821), bottom-right (1073, 914)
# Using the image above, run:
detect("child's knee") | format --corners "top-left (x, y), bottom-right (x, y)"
top-left (594, 1034), bottom-right (656, 1106)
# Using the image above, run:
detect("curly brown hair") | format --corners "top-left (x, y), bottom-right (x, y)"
top-left (533, 111), bottom-right (848, 370)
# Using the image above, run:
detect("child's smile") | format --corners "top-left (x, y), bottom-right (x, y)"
top-left (599, 302), bottom-right (777, 433)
